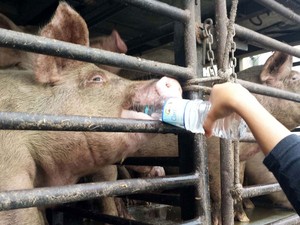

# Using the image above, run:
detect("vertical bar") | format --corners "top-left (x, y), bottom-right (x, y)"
top-left (194, 0), bottom-right (212, 224)
top-left (215, 0), bottom-right (235, 224)
top-left (176, 0), bottom-right (211, 223)
top-left (215, 0), bottom-right (228, 66)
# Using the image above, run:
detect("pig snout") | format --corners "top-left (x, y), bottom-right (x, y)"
top-left (156, 76), bottom-right (182, 99)
top-left (121, 76), bottom-right (182, 120)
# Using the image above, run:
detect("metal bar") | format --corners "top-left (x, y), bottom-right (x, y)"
top-left (254, 0), bottom-right (300, 24)
top-left (193, 0), bottom-right (212, 223)
top-left (220, 141), bottom-right (234, 225)
top-left (241, 183), bottom-right (282, 198)
top-left (215, 0), bottom-right (228, 67)
top-left (237, 79), bottom-right (300, 102)
top-left (0, 28), bottom-right (194, 80)
top-left (266, 214), bottom-right (300, 225)
top-left (114, 0), bottom-right (189, 22)
top-left (0, 174), bottom-right (198, 211)
top-left (184, 0), bottom-right (197, 77)
top-left (178, 0), bottom-right (210, 223)
top-left (0, 111), bottom-right (187, 133)
top-left (215, 1), bottom-right (235, 224)
top-left (235, 24), bottom-right (300, 58)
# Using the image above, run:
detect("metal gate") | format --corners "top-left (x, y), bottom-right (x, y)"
top-left (0, 0), bottom-right (299, 224)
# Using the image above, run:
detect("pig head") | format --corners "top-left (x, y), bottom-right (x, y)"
top-left (0, 12), bottom-right (128, 74)
top-left (0, 2), bottom-right (182, 225)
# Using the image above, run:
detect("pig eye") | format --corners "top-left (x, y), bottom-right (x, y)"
top-left (91, 75), bottom-right (103, 83)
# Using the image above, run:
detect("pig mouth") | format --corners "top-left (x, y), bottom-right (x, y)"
top-left (121, 103), bottom-right (155, 120)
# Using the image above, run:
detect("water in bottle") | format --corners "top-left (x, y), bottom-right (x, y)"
top-left (142, 98), bottom-right (247, 140)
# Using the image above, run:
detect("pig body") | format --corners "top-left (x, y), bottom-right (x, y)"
top-left (0, 3), bottom-right (182, 225)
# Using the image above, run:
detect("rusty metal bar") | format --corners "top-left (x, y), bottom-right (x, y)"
top-left (0, 111), bottom-right (186, 133)
top-left (0, 174), bottom-right (198, 211)
top-left (183, 77), bottom-right (300, 103)
top-left (114, 0), bottom-right (189, 22)
top-left (215, 0), bottom-right (235, 224)
top-left (254, 0), bottom-right (300, 24)
top-left (0, 28), bottom-right (194, 80)
top-left (215, 0), bottom-right (228, 67)
top-left (184, 1), bottom-right (197, 77)
top-left (220, 141), bottom-right (234, 225)
top-left (193, 0), bottom-right (212, 222)
top-left (241, 183), bottom-right (282, 198)
top-left (237, 79), bottom-right (300, 102)
top-left (177, 0), bottom-right (211, 224)
top-left (235, 24), bottom-right (300, 58)
top-left (266, 214), bottom-right (300, 225)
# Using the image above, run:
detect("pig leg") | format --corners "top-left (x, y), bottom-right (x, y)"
top-left (91, 165), bottom-right (119, 217)
top-left (91, 166), bottom-right (134, 221)
top-left (125, 165), bottom-right (165, 178)
top-left (0, 171), bottom-right (44, 225)
top-left (0, 133), bottom-right (45, 225)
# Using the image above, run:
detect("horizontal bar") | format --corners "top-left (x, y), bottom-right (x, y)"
top-left (254, 0), bottom-right (300, 24)
top-left (266, 214), bottom-right (300, 225)
top-left (235, 24), bottom-right (300, 58)
top-left (0, 174), bottom-right (199, 210)
top-left (237, 79), bottom-right (300, 102)
top-left (242, 183), bottom-right (281, 198)
top-left (0, 111), bottom-right (187, 133)
top-left (0, 28), bottom-right (194, 80)
top-left (114, 0), bottom-right (189, 22)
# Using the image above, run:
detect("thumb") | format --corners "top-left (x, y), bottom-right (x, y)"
top-left (203, 113), bottom-right (215, 138)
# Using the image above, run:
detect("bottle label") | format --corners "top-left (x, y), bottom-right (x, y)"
top-left (162, 98), bottom-right (189, 128)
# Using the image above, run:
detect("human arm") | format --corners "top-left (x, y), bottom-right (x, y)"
top-left (203, 82), bottom-right (300, 215)
top-left (203, 82), bottom-right (290, 155)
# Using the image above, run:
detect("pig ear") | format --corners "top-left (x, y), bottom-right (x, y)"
top-left (260, 51), bottom-right (293, 85)
top-left (34, 2), bottom-right (89, 84)
top-left (0, 13), bottom-right (22, 31)
top-left (111, 29), bottom-right (128, 53)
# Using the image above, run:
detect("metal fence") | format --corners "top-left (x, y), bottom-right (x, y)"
top-left (0, 0), bottom-right (299, 224)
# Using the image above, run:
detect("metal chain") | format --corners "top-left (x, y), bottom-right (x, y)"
top-left (228, 0), bottom-right (239, 82)
top-left (203, 19), bottom-right (217, 77)
top-left (229, 29), bottom-right (237, 82)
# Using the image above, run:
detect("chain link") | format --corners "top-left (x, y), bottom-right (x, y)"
top-left (203, 19), bottom-right (217, 77)
top-left (229, 8), bottom-right (238, 82)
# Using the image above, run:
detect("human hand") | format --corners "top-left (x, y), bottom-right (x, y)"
top-left (203, 82), bottom-right (252, 138)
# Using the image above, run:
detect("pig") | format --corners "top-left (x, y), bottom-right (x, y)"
top-left (242, 52), bottom-right (299, 210)
top-left (0, 10), bottom-right (166, 219)
top-left (130, 51), bottom-right (300, 224)
top-left (0, 12), bottom-right (127, 74)
top-left (0, 2), bottom-right (182, 225)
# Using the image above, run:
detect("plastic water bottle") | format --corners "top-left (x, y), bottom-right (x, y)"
top-left (143, 98), bottom-right (247, 140)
